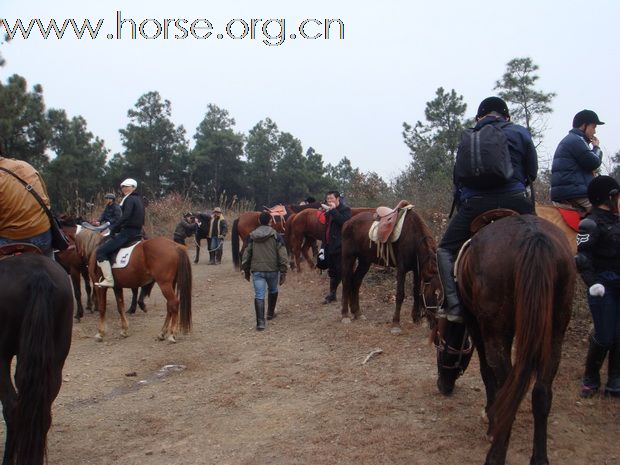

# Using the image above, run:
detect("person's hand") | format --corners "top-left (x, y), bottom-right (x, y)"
top-left (591, 135), bottom-right (600, 147)
top-left (244, 270), bottom-right (250, 282)
top-left (321, 203), bottom-right (331, 211)
top-left (279, 273), bottom-right (286, 285)
top-left (589, 283), bottom-right (605, 297)
top-left (93, 221), bottom-right (100, 226)
top-left (218, 235), bottom-right (225, 239)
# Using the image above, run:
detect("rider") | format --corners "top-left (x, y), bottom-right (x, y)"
top-left (95, 178), bottom-right (145, 287)
top-left (96, 193), bottom-right (122, 228)
top-left (206, 207), bottom-right (228, 265)
top-left (575, 175), bottom-right (620, 398)
top-left (0, 151), bottom-right (54, 257)
top-left (437, 96), bottom-right (538, 323)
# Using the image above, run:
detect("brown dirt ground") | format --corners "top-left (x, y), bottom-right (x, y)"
top-left (3, 242), bottom-right (620, 465)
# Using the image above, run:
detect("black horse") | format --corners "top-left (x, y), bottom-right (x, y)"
top-left (0, 252), bottom-right (73, 465)
top-left (193, 212), bottom-right (212, 264)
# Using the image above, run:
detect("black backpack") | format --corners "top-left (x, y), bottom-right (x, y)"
top-left (454, 121), bottom-right (514, 189)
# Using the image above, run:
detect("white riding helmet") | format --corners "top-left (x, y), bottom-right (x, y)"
top-left (120, 178), bottom-right (138, 188)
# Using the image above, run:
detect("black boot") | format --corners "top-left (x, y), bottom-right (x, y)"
top-left (605, 343), bottom-right (620, 397)
top-left (267, 292), bottom-right (278, 320)
top-left (437, 247), bottom-right (464, 323)
top-left (580, 336), bottom-right (609, 398)
top-left (208, 251), bottom-right (216, 265)
top-left (254, 298), bottom-right (266, 331)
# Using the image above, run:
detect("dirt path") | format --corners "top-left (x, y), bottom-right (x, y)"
top-left (3, 245), bottom-right (619, 464)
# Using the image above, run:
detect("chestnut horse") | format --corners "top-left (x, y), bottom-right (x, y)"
top-left (340, 209), bottom-right (442, 332)
top-left (436, 215), bottom-right (575, 465)
top-left (535, 203), bottom-right (578, 254)
top-left (0, 253), bottom-right (73, 465)
top-left (78, 230), bottom-right (192, 342)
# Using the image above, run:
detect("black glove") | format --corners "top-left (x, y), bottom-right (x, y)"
top-left (244, 270), bottom-right (250, 282)
top-left (279, 273), bottom-right (286, 285)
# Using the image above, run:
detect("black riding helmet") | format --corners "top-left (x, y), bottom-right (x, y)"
top-left (104, 193), bottom-right (116, 200)
top-left (587, 175), bottom-right (620, 206)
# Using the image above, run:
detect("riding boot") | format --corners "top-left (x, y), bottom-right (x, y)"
top-left (254, 298), bottom-right (266, 330)
top-left (322, 277), bottom-right (338, 304)
top-left (267, 292), bottom-right (278, 320)
top-left (437, 247), bottom-right (463, 323)
top-left (215, 247), bottom-right (223, 265)
top-left (95, 260), bottom-right (115, 287)
top-left (605, 343), bottom-right (620, 397)
top-left (208, 251), bottom-right (216, 265)
top-left (580, 335), bottom-right (609, 398)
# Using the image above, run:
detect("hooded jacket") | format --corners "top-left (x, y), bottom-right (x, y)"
top-left (241, 225), bottom-right (288, 273)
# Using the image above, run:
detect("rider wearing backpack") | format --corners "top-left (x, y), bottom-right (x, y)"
top-left (438, 96), bottom-right (538, 323)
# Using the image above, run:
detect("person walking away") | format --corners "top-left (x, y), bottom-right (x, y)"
top-left (207, 207), bottom-right (227, 264)
top-left (575, 175), bottom-right (620, 398)
top-left (0, 152), bottom-right (54, 258)
top-left (437, 96), bottom-right (538, 323)
top-left (550, 110), bottom-right (605, 213)
top-left (173, 212), bottom-right (197, 245)
top-left (321, 190), bottom-right (352, 304)
top-left (94, 178), bottom-right (145, 287)
top-left (241, 212), bottom-right (288, 330)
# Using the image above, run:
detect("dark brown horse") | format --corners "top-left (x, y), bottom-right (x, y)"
top-left (436, 215), bottom-right (575, 465)
top-left (79, 230), bottom-right (192, 342)
top-left (340, 208), bottom-right (442, 332)
top-left (0, 253), bottom-right (73, 465)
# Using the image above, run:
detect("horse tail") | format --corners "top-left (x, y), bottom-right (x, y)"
top-left (14, 268), bottom-right (58, 464)
top-left (232, 218), bottom-right (240, 270)
top-left (489, 230), bottom-right (556, 438)
top-left (175, 247), bottom-right (193, 333)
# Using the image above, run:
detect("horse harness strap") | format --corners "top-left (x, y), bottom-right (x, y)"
top-left (0, 242), bottom-right (42, 259)
top-left (265, 205), bottom-right (288, 230)
top-left (469, 208), bottom-right (518, 234)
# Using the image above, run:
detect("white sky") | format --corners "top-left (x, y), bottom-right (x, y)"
top-left (2, 0), bottom-right (619, 180)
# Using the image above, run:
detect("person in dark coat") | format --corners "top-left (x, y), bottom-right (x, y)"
top-left (173, 212), bottom-right (197, 245)
top-left (437, 96), bottom-right (538, 323)
top-left (550, 110), bottom-right (605, 212)
top-left (95, 178), bottom-right (145, 287)
top-left (321, 190), bottom-right (352, 304)
top-left (96, 193), bottom-right (122, 228)
top-left (575, 175), bottom-right (620, 398)
top-left (206, 207), bottom-right (228, 264)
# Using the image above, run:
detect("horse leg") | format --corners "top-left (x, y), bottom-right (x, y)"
top-left (391, 267), bottom-right (406, 334)
top-left (81, 265), bottom-right (93, 313)
top-left (350, 260), bottom-right (371, 320)
top-left (95, 287), bottom-right (107, 342)
top-left (127, 288), bottom-right (138, 314)
top-left (70, 268), bottom-right (84, 321)
top-left (138, 282), bottom-right (155, 312)
top-left (411, 270), bottom-right (423, 323)
top-left (113, 288), bottom-right (129, 338)
top-left (301, 238), bottom-right (315, 270)
top-left (1, 356), bottom-right (17, 464)
top-left (158, 282), bottom-right (180, 343)
top-left (194, 238), bottom-right (200, 264)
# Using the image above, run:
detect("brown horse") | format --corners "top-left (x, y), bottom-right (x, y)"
top-left (535, 203), bottom-right (578, 254)
top-left (0, 252), bottom-right (73, 465)
top-left (231, 211), bottom-right (288, 270)
top-left (286, 207), bottom-right (375, 272)
top-left (340, 208), bottom-right (442, 331)
top-left (436, 215), bottom-right (575, 465)
top-left (78, 230), bottom-right (192, 342)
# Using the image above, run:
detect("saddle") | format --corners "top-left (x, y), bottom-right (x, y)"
top-left (470, 208), bottom-right (519, 234)
top-left (374, 200), bottom-right (411, 243)
top-left (264, 204), bottom-right (288, 229)
top-left (0, 242), bottom-right (42, 258)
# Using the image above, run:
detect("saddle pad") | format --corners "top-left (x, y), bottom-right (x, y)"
top-left (112, 242), bottom-right (140, 269)
top-left (558, 208), bottom-right (581, 232)
top-left (316, 210), bottom-right (326, 225)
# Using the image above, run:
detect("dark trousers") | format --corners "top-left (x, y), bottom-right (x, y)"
top-left (96, 228), bottom-right (142, 262)
top-left (173, 236), bottom-right (185, 245)
top-left (327, 251), bottom-right (342, 293)
top-left (588, 286), bottom-right (620, 346)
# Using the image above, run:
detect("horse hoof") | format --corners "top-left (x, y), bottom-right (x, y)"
top-left (390, 326), bottom-right (402, 335)
top-left (94, 333), bottom-right (103, 342)
top-left (120, 330), bottom-right (129, 338)
top-left (167, 335), bottom-right (176, 344)
top-left (157, 333), bottom-right (166, 341)
top-left (341, 317), bottom-right (352, 324)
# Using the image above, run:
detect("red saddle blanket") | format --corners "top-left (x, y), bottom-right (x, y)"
top-left (316, 210), bottom-right (326, 225)
top-left (558, 208), bottom-right (581, 232)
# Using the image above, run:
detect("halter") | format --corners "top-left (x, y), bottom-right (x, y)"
top-left (434, 327), bottom-right (473, 372)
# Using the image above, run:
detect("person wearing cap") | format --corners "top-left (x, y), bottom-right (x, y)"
top-left (0, 149), bottom-right (54, 257)
top-left (550, 110), bottom-right (605, 212)
top-left (575, 175), bottom-right (620, 398)
top-left (241, 212), bottom-right (288, 330)
top-left (173, 212), bottom-right (197, 245)
top-left (95, 193), bottom-right (122, 228)
top-left (437, 96), bottom-right (538, 323)
top-left (95, 178), bottom-right (145, 287)
top-left (206, 207), bottom-right (227, 265)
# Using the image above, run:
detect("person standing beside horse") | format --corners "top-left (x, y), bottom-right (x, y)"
top-left (550, 110), bottom-right (605, 213)
top-left (241, 212), bottom-right (288, 330)
top-left (95, 178), bottom-right (144, 287)
top-left (437, 96), bottom-right (538, 323)
top-left (95, 192), bottom-right (122, 228)
top-left (173, 212), bottom-right (197, 245)
top-left (575, 175), bottom-right (620, 398)
top-left (321, 190), bottom-right (352, 304)
top-left (0, 151), bottom-right (54, 258)
top-left (207, 207), bottom-right (227, 265)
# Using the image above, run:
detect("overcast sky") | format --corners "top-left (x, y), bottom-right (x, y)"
top-left (2, 0), bottom-right (619, 180)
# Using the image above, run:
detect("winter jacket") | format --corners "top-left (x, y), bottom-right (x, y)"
top-left (207, 216), bottom-right (228, 238)
top-left (458, 116), bottom-right (538, 201)
top-left (111, 192), bottom-right (144, 234)
top-left (575, 207), bottom-right (620, 287)
top-left (98, 203), bottom-right (122, 227)
top-left (241, 225), bottom-right (288, 273)
top-left (173, 220), bottom-right (196, 242)
top-left (550, 128), bottom-right (603, 202)
top-left (324, 202), bottom-right (352, 254)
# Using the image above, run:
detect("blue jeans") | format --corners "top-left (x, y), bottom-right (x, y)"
top-left (252, 271), bottom-right (280, 300)
top-left (208, 236), bottom-right (222, 252)
top-left (0, 229), bottom-right (53, 258)
top-left (587, 286), bottom-right (620, 346)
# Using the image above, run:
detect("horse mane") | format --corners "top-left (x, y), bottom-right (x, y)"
top-left (409, 210), bottom-right (438, 277)
top-left (75, 228), bottom-right (102, 261)
top-left (288, 202), bottom-right (322, 213)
